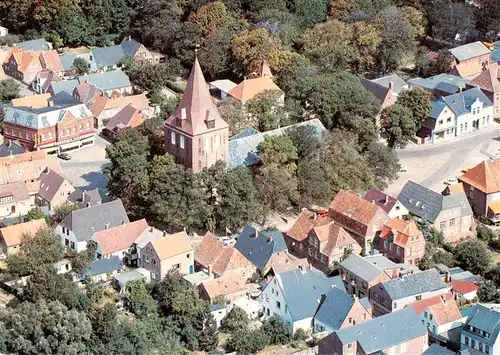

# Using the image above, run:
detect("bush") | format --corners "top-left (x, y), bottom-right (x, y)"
top-left (261, 316), bottom-right (292, 345)
top-left (293, 328), bottom-right (308, 341)
top-left (225, 329), bottom-right (270, 354)
top-left (220, 306), bottom-right (249, 333)
top-left (490, 239), bottom-right (500, 252)
top-left (477, 225), bottom-right (497, 243)
top-left (455, 239), bottom-right (492, 276)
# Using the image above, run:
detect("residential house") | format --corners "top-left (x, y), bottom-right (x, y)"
top-left (92, 218), bottom-right (149, 261)
top-left (0, 140), bottom-right (25, 157)
top-left (209, 304), bottom-right (229, 329)
top-left (126, 225), bottom-right (164, 268)
top-left (114, 268), bottom-right (151, 293)
top-left (32, 69), bottom-right (60, 94)
top-left (140, 230), bottom-right (194, 281)
top-left (198, 274), bottom-right (247, 304)
top-left (14, 38), bottom-right (52, 51)
top-left (318, 308), bottom-right (428, 355)
top-left (82, 255), bottom-right (121, 283)
top-left (3, 48), bottom-right (62, 85)
top-left (460, 304), bottom-right (500, 354)
top-left (56, 199), bottom-right (129, 253)
top-left (418, 88), bottom-right (493, 144)
top-left (409, 73), bottom-right (469, 99)
top-left (259, 268), bottom-right (346, 333)
top-left (451, 279), bottom-right (479, 302)
top-left (235, 224), bottom-right (294, 275)
top-left (103, 105), bottom-right (145, 139)
top-left (209, 79), bottom-right (237, 100)
top-left (0, 150), bottom-right (62, 195)
top-left (329, 190), bottom-right (390, 254)
top-left (37, 169), bottom-right (75, 210)
top-left (194, 232), bottom-right (255, 278)
top-left (67, 188), bottom-right (109, 208)
top-left (0, 218), bottom-right (47, 255)
top-left (449, 41), bottom-right (491, 79)
top-left (59, 53), bottom-right (96, 77)
top-left (435, 264), bottom-right (482, 284)
top-left (72, 81), bottom-right (103, 105)
top-left (370, 269), bottom-right (449, 316)
top-left (314, 287), bottom-right (373, 333)
top-left (3, 92), bottom-right (95, 154)
top-left (47, 79), bottom-right (80, 96)
top-left (459, 158), bottom-right (500, 222)
top-left (164, 57), bottom-right (229, 172)
top-left (398, 180), bottom-right (474, 243)
top-left (378, 218), bottom-right (425, 266)
top-left (470, 62), bottom-right (500, 118)
top-left (78, 70), bottom-right (132, 96)
top-left (363, 188), bottom-right (408, 219)
top-left (0, 181), bottom-right (32, 218)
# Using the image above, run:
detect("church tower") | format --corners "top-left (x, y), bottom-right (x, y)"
top-left (164, 55), bottom-right (229, 173)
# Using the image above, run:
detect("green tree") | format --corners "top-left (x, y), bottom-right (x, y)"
top-left (286, 124), bottom-right (324, 160)
top-left (381, 104), bottom-right (415, 148)
top-left (478, 280), bottom-right (500, 303)
top-left (199, 312), bottom-right (219, 352)
top-left (432, 251), bottom-right (456, 267)
top-left (220, 305), bottom-right (249, 333)
top-left (226, 329), bottom-right (270, 354)
top-left (125, 279), bottom-right (157, 318)
top-left (476, 0), bottom-right (500, 41)
top-left (53, 202), bottom-right (79, 223)
top-left (294, 0), bottom-right (328, 27)
top-left (396, 87), bottom-right (432, 126)
top-left (126, 59), bottom-right (183, 93)
top-left (52, 6), bottom-right (94, 46)
top-left (350, 21), bottom-right (382, 73)
top-left (427, 0), bottom-right (476, 45)
top-left (414, 46), bottom-right (431, 77)
top-left (24, 207), bottom-right (48, 223)
top-left (477, 225), bottom-right (497, 243)
top-left (297, 159), bottom-right (332, 206)
top-left (70, 241), bottom-right (97, 275)
top-left (0, 79), bottom-right (20, 103)
top-left (262, 315), bottom-right (292, 345)
top-left (364, 141), bottom-right (400, 189)
top-left (485, 265), bottom-right (500, 287)
top-left (188, 1), bottom-right (233, 37)
top-left (455, 239), bottom-right (492, 275)
top-left (72, 57), bottom-right (90, 75)
top-left (246, 90), bottom-right (289, 132)
top-left (429, 50), bottom-right (453, 76)
top-left (417, 221), bottom-right (445, 249)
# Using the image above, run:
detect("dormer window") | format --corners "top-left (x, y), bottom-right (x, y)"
top-left (207, 119), bottom-right (215, 129)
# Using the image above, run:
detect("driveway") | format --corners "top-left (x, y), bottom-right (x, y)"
top-left (386, 124), bottom-right (500, 196)
top-left (59, 133), bottom-right (110, 190)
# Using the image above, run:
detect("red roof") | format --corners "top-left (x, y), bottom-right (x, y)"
top-left (363, 188), bottom-right (398, 214)
top-left (408, 292), bottom-right (454, 315)
top-left (379, 218), bottom-right (422, 248)
top-left (451, 279), bottom-right (479, 295)
top-left (428, 298), bottom-right (462, 326)
top-left (287, 209), bottom-right (331, 242)
top-left (94, 219), bottom-right (149, 255)
top-left (459, 158), bottom-right (500, 193)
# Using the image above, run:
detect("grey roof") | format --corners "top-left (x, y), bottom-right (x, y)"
top-left (409, 74), bottom-right (468, 91)
top-left (360, 296), bottom-right (372, 311)
top-left (15, 38), bottom-right (51, 51)
top-left (78, 70), bottom-right (131, 91)
top-left (67, 188), bottom-right (109, 208)
top-left (276, 269), bottom-right (345, 321)
top-left (441, 87), bottom-right (493, 116)
top-left (50, 79), bottom-right (79, 96)
top-left (38, 169), bottom-right (68, 204)
top-left (59, 199), bottom-right (129, 242)
top-left (120, 38), bottom-right (142, 56)
top-left (59, 53), bottom-right (77, 71)
top-left (398, 180), bottom-right (444, 222)
top-left (340, 254), bottom-right (384, 283)
top-left (228, 119), bottom-right (326, 168)
top-left (314, 287), bottom-right (355, 331)
top-left (429, 100), bottom-right (447, 119)
top-left (462, 304), bottom-right (500, 346)
top-left (83, 256), bottom-right (121, 277)
top-left (91, 38), bottom-right (142, 68)
top-left (442, 192), bottom-right (473, 217)
top-left (360, 78), bottom-right (390, 102)
top-left (450, 41), bottom-right (491, 62)
top-left (0, 140), bottom-right (25, 157)
top-left (371, 74), bottom-right (408, 94)
top-left (235, 224), bottom-right (288, 270)
top-left (333, 308), bottom-right (426, 353)
top-left (423, 344), bottom-right (456, 355)
top-left (114, 269), bottom-right (147, 286)
top-left (378, 269), bottom-right (446, 300)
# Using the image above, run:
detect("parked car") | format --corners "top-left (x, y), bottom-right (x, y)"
top-left (400, 165), bottom-right (408, 172)
top-left (444, 177), bottom-right (458, 185)
top-left (57, 153), bottom-right (72, 160)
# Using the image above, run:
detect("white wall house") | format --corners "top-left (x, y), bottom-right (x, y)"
top-left (55, 224), bottom-right (87, 253)
top-left (460, 304), bottom-right (500, 355)
top-left (420, 304), bottom-right (464, 336)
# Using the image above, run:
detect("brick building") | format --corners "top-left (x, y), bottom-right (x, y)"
top-left (378, 218), bottom-right (425, 266)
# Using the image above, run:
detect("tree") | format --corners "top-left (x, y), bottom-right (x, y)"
top-left (350, 21), bottom-right (381, 73)
top-left (297, 159), bottom-right (332, 206)
top-left (400, 6), bottom-right (426, 39)
top-left (52, 6), bottom-right (94, 46)
top-left (70, 241), bottom-right (97, 275)
top-left (364, 141), bottom-right (400, 189)
top-left (0, 79), bottom-right (20, 103)
top-left (199, 312), bottom-right (219, 352)
top-left (414, 46), bottom-right (431, 77)
top-left (396, 87), bottom-right (432, 126)
top-left (72, 57), bottom-right (90, 75)
top-left (478, 280), bottom-right (500, 303)
top-left (455, 239), bottom-right (492, 275)
top-left (53, 202), bottom-right (79, 223)
top-left (429, 50), bottom-right (453, 76)
top-left (417, 221), bottom-right (445, 248)
top-left (477, 225), bottom-right (497, 243)
top-left (295, 0), bottom-right (328, 27)
top-left (0, 300), bottom-right (92, 354)
top-left (329, 0), bottom-right (359, 18)
top-left (124, 279), bottom-right (157, 318)
top-left (225, 329), bottom-right (270, 354)
top-left (286, 124), bottom-right (324, 160)
top-left (188, 1), bottom-right (233, 37)
top-left (381, 104), bottom-right (416, 148)
top-left (476, 0), bottom-right (500, 41)
top-left (427, 0), bottom-right (476, 45)
top-left (262, 315), bottom-right (292, 345)
top-left (432, 251), bottom-right (456, 267)
top-left (24, 207), bottom-right (48, 222)
top-left (220, 305), bottom-right (249, 333)
top-left (246, 90), bottom-right (290, 132)
top-left (485, 265), bottom-right (500, 287)
top-left (126, 59), bottom-right (183, 93)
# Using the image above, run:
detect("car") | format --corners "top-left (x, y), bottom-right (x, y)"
top-left (444, 177), bottom-right (458, 185)
top-left (399, 165), bottom-right (408, 172)
top-left (57, 153), bottom-right (72, 160)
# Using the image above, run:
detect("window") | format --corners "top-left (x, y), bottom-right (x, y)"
top-left (66, 229), bottom-right (69, 236)
top-left (180, 135), bottom-right (185, 149)
top-left (72, 127), bottom-right (76, 133)
top-left (284, 305), bottom-right (287, 313)
top-left (438, 119), bottom-right (443, 125)
top-left (479, 343), bottom-right (483, 352)
top-left (186, 253), bottom-right (190, 259)
top-left (439, 221), bottom-right (446, 230)
top-left (432, 325), bottom-right (437, 334)
top-left (152, 272), bottom-right (157, 280)
top-left (362, 313), bottom-right (366, 320)
top-left (348, 317), bottom-right (352, 324)
top-left (266, 308), bottom-right (270, 316)
top-left (449, 218), bottom-right (456, 227)
top-left (485, 344), bottom-right (490, 353)
top-left (461, 123), bottom-right (464, 132)
top-left (389, 243), bottom-right (393, 251)
top-left (308, 248), bottom-right (313, 256)
top-left (471, 339), bottom-right (476, 348)
top-left (447, 117), bottom-right (451, 122)
top-left (171, 131), bottom-right (176, 145)
top-left (70, 241), bottom-right (75, 249)
top-left (62, 227), bottom-right (66, 234)
top-left (465, 122), bottom-right (468, 130)
top-left (416, 295), bottom-right (422, 301)
top-left (153, 259), bottom-right (157, 266)
top-left (429, 314), bottom-right (433, 320)
top-left (65, 239), bottom-right (69, 246)
top-left (384, 241), bottom-right (389, 249)
top-left (393, 302), bottom-right (397, 308)
top-left (276, 301), bottom-right (280, 310)
top-left (86, 122), bottom-right (90, 128)
top-left (347, 344), bottom-right (352, 349)
top-left (396, 246), bottom-right (401, 255)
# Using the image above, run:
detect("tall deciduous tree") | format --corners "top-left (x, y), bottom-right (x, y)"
top-left (455, 239), bottom-right (492, 276)
top-left (0, 79), bottom-right (20, 103)
top-left (381, 104), bottom-right (416, 148)
top-left (427, 0), bottom-right (476, 45)
top-left (124, 279), bottom-right (158, 318)
top-left (220, 305), bottom-right (250, 333)
top-left (396, 87), bottom-right (432, 126)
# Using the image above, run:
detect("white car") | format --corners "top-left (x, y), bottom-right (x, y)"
top-left (444, 177), bottom-right (458, 185)
top-left (399, 165), bottom-right (408, 172)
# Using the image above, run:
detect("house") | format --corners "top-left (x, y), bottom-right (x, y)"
top-left (164, 56), bottom-right (229, 172)
top-left (363, 188), bottom-right (408, 219)
top-left (92, 218), bottom-right (149, 261)
top-left (114, 268), bottom-right (151, 293)
top-left (0, 219), bottom-right (47, 255)
top-left (459, 158), bottom-right (500, 222)
top-left (435, 264), bottom-right (482, 284)
top-left (72, 81), bottom-right (103, 105)
top-left (329, 190), bottom-right (390, 254)
top-left (32, 69), bottom-right (59, 94)
top-left (259, 268), bottom-right (346, 333)
top-left (56, 199), bottom-right (129, 253)
top-left (194, 232), bottom-right (255, 278)
top-left (0, 182), bottom-right (32, 218)
top-left (78, 70), bottom-right (132, 96)
top-left (409, 73), bottom-right (469, 99)
top-left (127, 225), bottom-right (164, 268)
top-left (198, 274), bottom-right (247, 304)
top-left (103, 105), bottom-right (145, 139)
top-left (82, 255), bottom-right (121, 283)
top-left (378, 218), bottom-right (425, 266)
top-left (235, 224), bottom-right (294, 275)
top-left (14, 38), bottom-right (52, 51)
top-left (3, 92), bottom-right (95, 154)
top-left (451, 279), bottom-right (479, 302)
top-left (423, 343), bottom-right (456, 355)
top-left (3, 49), bottom-right (62, 85)
top-left (314, 287), bottom-right (373, 333)
top-left (398, 180), bottom-right (474, 243)
top-left (470, 62), bottom-right (500, 118)
top-left (370, 269), bottom-right (449, 316)
top-left (67, 188), bottom-right (109, 208)
top-left (209, 79), bottom-right (237, 100)
top-left (318, 307), bottom-right (428, 355)
top-left (460, 304), bottom-right (500, 354)
top-left (0, 150), bottom-right (61, 195)
top-left (37, 169), bottom-right (75, 210)
top-left (418, 87), bottom-right (493, 144)
top-left (209, 304), bottom-right (229, 329)
top-left (47, 79), bottom-right (80, 96)
top-left (140, 230), bottom-right (194, 281)
top-left (0, 140), bottom-right (25, 157)
top-left (449, 41), bottom-right (491, 79)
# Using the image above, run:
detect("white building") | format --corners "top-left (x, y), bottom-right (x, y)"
top-left (461, 304), bottom-right (500, 355)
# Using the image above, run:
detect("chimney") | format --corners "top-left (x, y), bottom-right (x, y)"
top-left (385, 195), bottom-right (389, 204)
top-left (388, 81), bottom-right (394, 91)
top-left (128, 35), bottom-right (131, 41)
top-left (163, 230), bottom-right (167, 237)
top-left (105, 222), bottom-right (110, 230)
top-left (208, 264), bottom-right (213, 276)
top-left (459, 87), bottom-right (463, 93)
top-left (312, 212), bottom-right (317, 221)
top-left (150, 226), bottom-right (154, 233)
top-left (267, 236), bottom-right (273, 244)
top-left (441, 295), bottom-right (447, 304)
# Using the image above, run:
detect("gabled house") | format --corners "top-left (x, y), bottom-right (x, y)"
top-left (0, 218), bottom-right (47, 255)
top-left (329, 190), bottom-right (390, 254)
top-left (37, 169), bottom-right (75, 210)
top-left (451, 279), bottom-right (479, 301)
top-left (67, 188), bottom-right (108, 208)
top-left (83, 255), bottom-right (121, 283)
top-left (460, 304), bottom-right (500, 354)
top-left (470, 62), bottom-right (500, 118)
top-left (0, 140), bottom-right (25, 157)
top-left (449, 41), bottom-right (491, 79)
top-left (47, 79), bottom-right (80, 96)
top-left (0, 181), bottom-right (32, 218)
top-left (398, 180), bottom-right (474, 243)
top-left (14, 38), bottom-right (52, 51)
top-left (32, 69), bottom-right (60, 94)
top-left (363, 188), bottom-right (408, 219)
top-left (3, 48), bottom-right (62, 85)
top-left (370, 269), bottom-right (449, 316)
top-left (103, 105), bottom-right (145, 139)
top-left (378, 218), bottom-right (425, 266)
top-left (409, 73), bottom-right (469, 99)
top-left (198, 274), bottom-right (248, 304)
top-left (73, 81), bottom-right (103, 105)
top-left (318, 307), bottom-right (428, 355)
top-left (56, 199), bottom-right (129, 253)
top-left (78, 70), bottom-right (132, 96)
top-left (259, 268), bottom-right (345, 333)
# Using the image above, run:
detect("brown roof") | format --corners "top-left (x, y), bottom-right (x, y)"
top-left (229, 77), bottom-right (283, 103)
top-left (195, 232), bottom-right (224, 266)
top-left (38, 169), bottom-right (70, 203)
top-left (379, 218), bottom-right (422, 248)
top-left (313, 222), bottom-right (359, 256)
top-left (363, 188), bottom-right (398, 214)
top-left (428, 298), bottom-right (462, 326)
top-left (151, 231), bottom-right (193, 260)
top-left (453, 61), bottom-right (483, 78)
top-left (0, 219), bottom-right (47, 248)
top-left (271, 258), bottom-right (310, 274)
top-left (39, 50), bottom-right (62, 73)
top-left (90, 93), bottom-right (150, 118)
top-left (329, 190), bottom-right (389, 237)
top-left (105, 105), bottom-right (145, 132)
top-left (408, 292), bottom-right (454, 315)
top-left (442, 183), bottom-right (465, 195)
top-left (451, 279), bottom-right (479, 295)
top-left (287, 209), bottom-right (331, 242)
top-left (212, 246), bottom-right (252, 276)
top-left (74, 82), bottom-right (102, 105)
top-left (200, 274), bottom-right (247, 299)
top-left (470, 63), bottom-right (500, 92)
top-left (12, 93), bottom-right (51, 109)
top-left (0, 181), bottom-right (29, 205)
top-left (11, 50), bottom-right (41, 73)
top-left (94, 219), bottom-right (149, 255)
top-left (459, 158), bottom-right (500, 193)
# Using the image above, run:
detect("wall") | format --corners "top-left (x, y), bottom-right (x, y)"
top-left (461, 331), bottom-right (498, 355)
top-left (433, 107), bottom-right (456, 141)
top-left (0, 196), bottom-right (33, 219)
top-left (461, 181), bottom-right (488, 217)
top-left (434, 206), bottom-right (471, 241)
top-left (159, 250), bottom-right (193, 279)
top-left (48, 179), bottom-right (75, 209)
top-left (388, 202), bottom-right (408, 220)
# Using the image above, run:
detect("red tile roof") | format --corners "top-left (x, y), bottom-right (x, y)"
top-left (459, 158), bottom-right (500, 193)
top-left (200, 274), bottom-right (247, 299)
top-left (313, 222), bottom-right (359, 256)
top-left (428, 298), bottom-right (462, 326)
top-left (451, 279), bottom-right (479, 295)
top-left (229, 77), bottom-right (283, 103)
top-left (94, 219), bottom-right (149, 255)
top-left (363, 188), bottom-right (398, 214)
top-left (287, 209), bottom-right (331, 242)
top-left (212, 246), bottom-right (252, 276)
top-left (0, 219), bottom-right (47, 248)
top-left (408, 292), bottom-right (454, 315)
top-left (379, 218), bottom-right (422, 248)
top-left (195, 232), bottom-right (224, 266)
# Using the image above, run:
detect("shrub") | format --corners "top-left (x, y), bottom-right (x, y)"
top-left (220, 306), bottom-right (249, 333)
top-left (262, 315), bottom-right (292, 345)
top-left (225, 329), bottom-right (270, 354)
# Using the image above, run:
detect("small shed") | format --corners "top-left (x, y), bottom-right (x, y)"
top-left (209, 79), bottom-right (237, 100)
top-left (114, 268), bottom-right (151, 293)
top-left (83, 256), bottom-right (121, 283)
